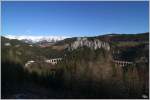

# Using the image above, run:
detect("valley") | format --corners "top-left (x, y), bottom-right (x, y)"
top-left (1, 32), bottom-right (149, 99)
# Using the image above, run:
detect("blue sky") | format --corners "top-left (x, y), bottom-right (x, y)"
top-left (1, 1), bottom-right (149, 37)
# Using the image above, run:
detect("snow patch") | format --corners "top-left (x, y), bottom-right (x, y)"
top-left (4, 35), bottom-right (68, 43)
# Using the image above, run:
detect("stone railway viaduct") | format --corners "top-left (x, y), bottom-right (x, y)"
top-left (25, 48), bottom-right (134, 68)
top-left (112, 50), bottom-right (134, 67)
top-left (25, 58), bottom-right (134, 68)
top-left (45, 58), bottom-right (62, 65)
top-left (113, 60), bottom-right (133, 67)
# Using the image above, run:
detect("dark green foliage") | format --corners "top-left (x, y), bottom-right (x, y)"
top-left (1, 36), bottom-right (64, 65)
top-left (98, 32), bottom-right (149, 42)
top-left (1, 61), bottom-right (27, 97)
top-left (1, 36), bottom-right (29, 47)
top-left (1, 60), bottom-right (61, 98)
top-left (1, 32), bottom-right (149, 98)
top-left (55, 45), bottom-right (149, 98)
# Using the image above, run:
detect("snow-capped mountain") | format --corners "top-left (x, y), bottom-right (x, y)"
top-left (4, 35), bottom-right (68, 43)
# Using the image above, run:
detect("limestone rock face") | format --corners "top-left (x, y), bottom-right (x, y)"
top-left (68, 37), bottom-right (110, 51)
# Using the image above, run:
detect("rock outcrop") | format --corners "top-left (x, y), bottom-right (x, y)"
top-left (68, 37), bottom-right (110, 51)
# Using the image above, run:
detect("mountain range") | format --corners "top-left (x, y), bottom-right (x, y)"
top-left (3, 35), bottom-right (68, 43)
top-left (3, 32), bottom-right (148, 44)
top-left (2, 32), bottom-right (149, 48)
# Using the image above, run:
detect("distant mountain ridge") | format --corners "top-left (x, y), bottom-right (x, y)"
top-left (3, 32), bottom-right (148, 43)
top-left (3, 35), bottom-right (68, 43)
top-left (2, 32), bottom-right (149, 48)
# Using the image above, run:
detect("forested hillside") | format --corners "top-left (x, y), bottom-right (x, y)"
top-left (1, 32), bottom-right (149, 99)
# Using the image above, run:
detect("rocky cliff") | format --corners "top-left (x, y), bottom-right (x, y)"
top-left (68, 37), bottom-right (110, 51)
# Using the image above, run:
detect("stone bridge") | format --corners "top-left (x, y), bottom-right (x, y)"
top-left (45, 58), bottom-right (62, 65)
top-left (25, 58), bottom-right (62, 67)
top-left (113, 60), bottom-right (133, 67)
